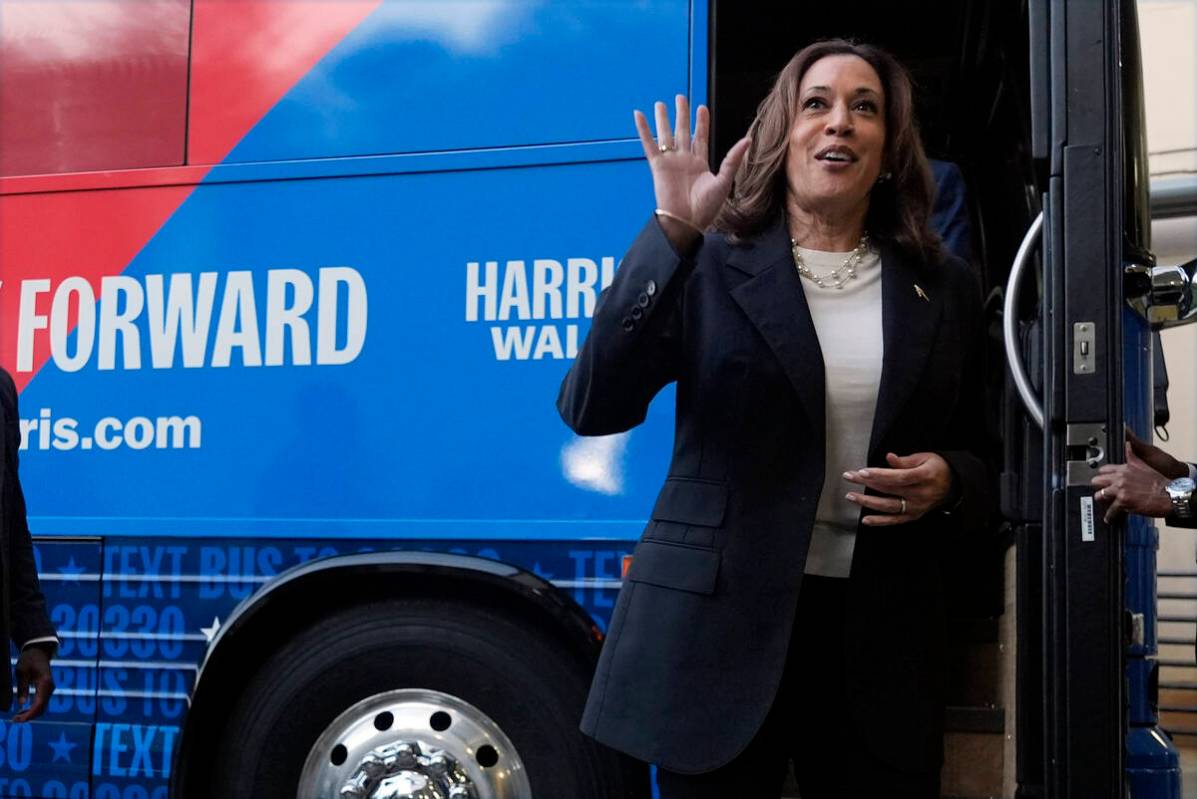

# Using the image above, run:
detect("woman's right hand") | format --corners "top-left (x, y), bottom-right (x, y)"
top-left (634, 95), bottom-right (751, 251)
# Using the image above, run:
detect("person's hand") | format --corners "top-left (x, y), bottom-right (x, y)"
top-left (1091, 444), bottom-right (1172, 522)
top-left (1126, 428), bottom-right (1188, 480)
top-left (843, 452), bottom-right (954, 525)
top-left (11, 646), bottom-right (53, 722)
top-left (634, 95), bottom-right (751, 251)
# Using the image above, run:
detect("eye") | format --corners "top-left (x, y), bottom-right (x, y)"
top-left (803, 97), bottom-right (827, 110)
top-left (853, 99), bottom-right (879, 113)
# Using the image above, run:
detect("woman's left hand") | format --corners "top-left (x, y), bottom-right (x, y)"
top-left (843, 452), bottom-right (954, 525)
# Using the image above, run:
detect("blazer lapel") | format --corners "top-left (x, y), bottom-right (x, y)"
top-left (727, 218), bottom-right (826, 437)
top-left (866, 243), bottom-right (944, 462)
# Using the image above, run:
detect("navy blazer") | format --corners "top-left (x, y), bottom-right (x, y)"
top-left (558, 216), bottom-right (993, 774)
top-left (0, 370), bottom-right (57, 711)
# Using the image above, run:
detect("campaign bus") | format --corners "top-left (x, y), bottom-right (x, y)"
top-left (0, 1), bottom-right (1193, 797)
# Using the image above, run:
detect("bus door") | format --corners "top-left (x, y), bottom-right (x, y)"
top-left (1011, 0), bottom-right (1188, 795)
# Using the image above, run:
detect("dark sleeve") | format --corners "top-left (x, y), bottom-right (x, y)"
top-left (934, 259), bottom-right (998, 535)
top-left (557, 217), bottom-right (693, 436)
top-left (0, 371), bottom-right (57, 648)
top-left (930, 160), bottom-right (974, 264)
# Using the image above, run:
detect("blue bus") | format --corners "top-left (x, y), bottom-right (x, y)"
top-left (0, 0), bottom-right (1188, 797)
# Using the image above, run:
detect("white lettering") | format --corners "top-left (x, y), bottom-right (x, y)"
top-left (498, 261), bottom-right (530, 321)
top-left (316, 267), bottom-right (367, 365)
top-left (265, 269), bottom-right (314, 366)
top-left (566, 258), bottom-right (598, 318)
top-left (146, 273), bottom-right (218, 368)
top-left (50, 277), bottom-right (96, 372)
top-left (466, 261), bottom-right (498, 322)
top-left (532, 325), bottom-right (564, 359)
top-left (211, 272), bottom-right (262, 368)
top-left (490, 326), bottom-right (535, 360)
top-left (16, 279), bottom-right (50, 372)
top-left (532, 259), bottom-right (564, 320)
top-left (98, 276), bottom-right (144, 370)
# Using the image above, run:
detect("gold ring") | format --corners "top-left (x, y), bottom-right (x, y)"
top-left (899, 498), bottom-right (907, 514)
top-left (658, 142), bottom-right (674, 153)
top-left (1098, 487), bottom-right (1105, 500)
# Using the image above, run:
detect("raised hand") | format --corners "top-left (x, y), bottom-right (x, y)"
top-left (634, 95), bottom-right (751, 250)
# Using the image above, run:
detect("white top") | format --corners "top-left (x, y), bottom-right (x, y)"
top-left (796, 245), bottom-right (884, 578)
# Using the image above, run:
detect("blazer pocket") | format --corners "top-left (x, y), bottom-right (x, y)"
top-left (625, 539), bottom-right (721, 595)
top-left (650, 477), bottom-right (728, 527)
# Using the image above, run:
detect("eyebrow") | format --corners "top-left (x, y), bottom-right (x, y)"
top-left (804, 86), bottom-right (882, 97)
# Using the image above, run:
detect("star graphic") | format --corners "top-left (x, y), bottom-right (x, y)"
top-left (200, 617), bottom-right (222, 643)
top-left (49, 732), bottom-right (77, 764)
top-left (58, 557), bottom-right (87, 584)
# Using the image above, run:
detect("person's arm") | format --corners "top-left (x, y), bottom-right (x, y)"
top-left (842, 258), bottom-right (997, 529)
top-left (558, 96), bottom-right (749, 435)
top-left (1090, 440), bottom-right (1185, 524)
top-left (1, 371), bottom-right (57, 722)
top-left (557, 218), bottom-right (692, 435)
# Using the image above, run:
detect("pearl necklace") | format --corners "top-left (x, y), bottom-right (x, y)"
top-left (790, 236), bottom-right (870, 290)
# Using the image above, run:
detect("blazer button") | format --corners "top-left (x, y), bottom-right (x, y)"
top-left (630, 306), bottom-right (644, 320)
top-left (645, 279), bottom-right (657, 296)
top-left (637, 292), bottom-right (650, 308)
top-left (622, 317), bottom-right (635, 332)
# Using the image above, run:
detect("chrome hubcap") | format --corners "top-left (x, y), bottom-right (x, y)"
top-left (298, 689), bottom-right (531, 799)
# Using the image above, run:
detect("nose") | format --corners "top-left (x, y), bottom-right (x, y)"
top-left (825, 101), bottom-right (854, 136)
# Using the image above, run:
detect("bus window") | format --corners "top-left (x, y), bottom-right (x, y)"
top-left (187, 0), bottom-right (690, 165)
top-left (0, 0), bottom-right (190, 177)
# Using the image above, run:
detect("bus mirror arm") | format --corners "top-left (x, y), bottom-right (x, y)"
top-left (1125, 257), bottom-right (1197, 329)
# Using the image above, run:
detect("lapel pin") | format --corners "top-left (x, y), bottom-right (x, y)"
top-left (914, 284), bottom-right (929, 302)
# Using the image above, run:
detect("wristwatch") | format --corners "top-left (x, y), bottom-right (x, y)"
top-left (1165, 477), bottom-right (1196, 522)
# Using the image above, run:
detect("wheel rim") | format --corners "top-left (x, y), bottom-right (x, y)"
top-left (298, 688), bottom-right (532, 799)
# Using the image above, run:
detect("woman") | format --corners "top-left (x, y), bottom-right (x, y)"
top-left (558, 39), bottom-right (993, 797)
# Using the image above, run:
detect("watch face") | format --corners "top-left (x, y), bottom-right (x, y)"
top-left (1170, 477), bottom-right (1197, 493)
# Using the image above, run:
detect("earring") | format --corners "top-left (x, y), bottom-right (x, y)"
top-left (877, 171), bottom-right (893, 183)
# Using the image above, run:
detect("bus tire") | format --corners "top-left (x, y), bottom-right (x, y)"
top-left (210, 598), bottom-right (644, 799)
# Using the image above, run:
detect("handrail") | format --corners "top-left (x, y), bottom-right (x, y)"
top-left (1003, 212), bottom-right (1045, 429)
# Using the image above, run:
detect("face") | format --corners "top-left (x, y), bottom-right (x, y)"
top-left (785, 54), bottom-right (887, 220)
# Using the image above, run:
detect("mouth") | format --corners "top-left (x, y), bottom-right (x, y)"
top-left (814, 146), bottom-right (858, 164)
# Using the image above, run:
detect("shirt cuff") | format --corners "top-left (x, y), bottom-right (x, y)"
top-left (1187, 463), bottom-right (1196, 481)
top-left (21, 637), bottom-right (58, 657)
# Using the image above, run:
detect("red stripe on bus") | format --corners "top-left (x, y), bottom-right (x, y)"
top-left (188, 0), bottom-right (382, 165)
top-left (0, 186), bottom-right (193, 392)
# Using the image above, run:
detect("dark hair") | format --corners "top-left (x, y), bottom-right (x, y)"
top-left (714, 39), bottom-right (940, 261)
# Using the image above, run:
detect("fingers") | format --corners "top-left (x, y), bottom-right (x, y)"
top-left (886, 451), bottom-right (927, 469)
top-left (713, 136), bottom-right (752, 189)
top-left (674, 95), bottom-right (691, 152)
top-left (12, 675), bottom-right (50, 723)
top-left (633, 110), bottom-right (657, 160)
top-left (14, 667), bottom-right (28, 711)
top-left (847, 491), bottom-right (918, 526)
top-left (861, 510), bottom-right (916, 526)
top-left (843, 466), bottom-right (918, 489)
top-left (847, 491), bottom-right (903, 514)
top-left (654, 101), bottom-right (673, 150)
top-left (693, 105), bottom-right (711, 163)
top-left (1104, 495), bottom-right (1125, 524)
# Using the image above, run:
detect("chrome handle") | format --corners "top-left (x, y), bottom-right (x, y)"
top-left (1004, 211), bottom-right (1045, 429)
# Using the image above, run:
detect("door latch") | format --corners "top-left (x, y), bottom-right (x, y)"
top-left (1066, 423), bottom-right (1107, 486)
